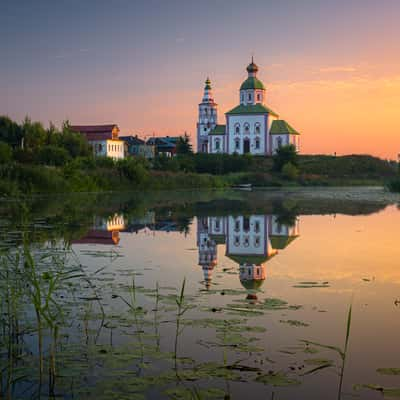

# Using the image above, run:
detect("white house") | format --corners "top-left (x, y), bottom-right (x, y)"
top-left (71, 124), bottom-right (125, 160)
top-left (197, 59), bottom-right (300, 155)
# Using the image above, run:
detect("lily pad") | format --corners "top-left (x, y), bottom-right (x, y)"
top-left (255, 371), bottom-right (301, 387)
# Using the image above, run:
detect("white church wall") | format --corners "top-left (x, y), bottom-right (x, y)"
top-left (227, 115), bottom-right (266, 155)
top-left (227, 215), bottom-right (267, 256)
top-left (209, 135), bottom-right (225, 154)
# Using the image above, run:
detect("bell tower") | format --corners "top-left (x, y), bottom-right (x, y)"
top-left (197, 78), bottom-right (218, 153)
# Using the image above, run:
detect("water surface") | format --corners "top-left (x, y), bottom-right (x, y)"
top-left (1, 190), bottom-right (399, 399)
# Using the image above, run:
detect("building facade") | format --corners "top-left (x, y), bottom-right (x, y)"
top-left (197, 59), bottom-right (300, 155)
top-left (120, 135), bottom-right (155, 159)
top-left (71, 124), bottom-right (125, 160)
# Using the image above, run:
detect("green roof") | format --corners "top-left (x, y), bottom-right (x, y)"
top-left (240, 278), bottom-right (265, 290)
top-left (240, 77), bottom-right (265, 90)
top-left (209, 125), bottom-right (226, 135)
top-left (226, 104), bottom-right (279, 117)
top-left (209, 234), bottom-right (226, 244)
top-left (270, 235), bottom-right (298, 250)
top-left (226, 253), bottom-right (275, 265)
top-left (270, 120), bottom-right (300, 135)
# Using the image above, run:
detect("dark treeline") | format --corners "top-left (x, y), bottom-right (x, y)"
top-left (0, 115), bottom-right (399, 196)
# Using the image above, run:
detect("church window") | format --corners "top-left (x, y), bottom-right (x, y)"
top-left (248, 93), bottom-right (251, 101)
top-left (255, 138), bottom-right (260, 149)
top-left (235, 219), bottom-right (240, 232)
top-left (215, 139), bottom-right (220, 151)
top-left (255, 124), bottom-right (260, 134)
top-left (241, 93), bottom-right (244, 102)
top-left (215, 219), bottom-right (220, 231)
top-left (277, 137), bottom-right (283, 148)
top-left (204, 127), bottom-right (207, 132)
top-left (257, 93), bottom-right (261, 102)
top-left (244, 237), bottom-right (250, 247)
top-left (234, 236), bottom-right (240, 246)
top-left (243, 217), bottom-right (250, 232)
top-left (235, 139), bottom-right (240, 150)
top-left (255, 221), bottom-right (260, 233)
top-left (244, 123), bottom-right (250, 134)
top-left (205, 108), bottom-right (208, 115)
top-left (235, 124), bottom-right (240, 134)
top-left (248, 268), bottom-right (251, 276)
top-left (254, 236), bottom-right (260, 247)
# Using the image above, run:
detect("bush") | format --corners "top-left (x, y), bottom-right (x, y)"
top-left (36, 145), bottom-right (71, 166)
top-left (387, 178), bottom-right (400, 193)
top-left (281, 162), bottom-right (299, 180)
top-left (116, 158), bottom-right (149, 185)
top-left (273, 145), bottom-right (298, 172)
top-left (0, 142), bottom-right (12, 164)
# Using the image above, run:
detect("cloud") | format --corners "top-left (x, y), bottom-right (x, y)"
top-left (175, 37), bottom-right (185, 43)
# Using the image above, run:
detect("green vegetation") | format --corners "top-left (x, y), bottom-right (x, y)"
top-left (0, 116), bottom-right (398, 196)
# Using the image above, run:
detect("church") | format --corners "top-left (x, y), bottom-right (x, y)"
top-left (197, 59), bottom-right (300, 155)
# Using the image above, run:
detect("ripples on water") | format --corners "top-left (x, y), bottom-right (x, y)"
top-left (0, 190), bottom-right (399, 399)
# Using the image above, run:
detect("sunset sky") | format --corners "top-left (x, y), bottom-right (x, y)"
top-left (1, 0), bottom-right (400, 158)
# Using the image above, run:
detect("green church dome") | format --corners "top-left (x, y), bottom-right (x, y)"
top-left (240, 77), bottom-right (265, 90)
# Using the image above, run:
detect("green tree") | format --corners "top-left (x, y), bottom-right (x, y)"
top-left (36, 145), bottom-right (71, 166)
top-left (281, 162), bottom-right (299, 180)
top-left (0, 116), bottom-right (23, 148)
top-left (273, 144), bottom-right (298, 172)
top-left (0, 142), bottom-right (13, 164)
top-left (22, 117), bottom-right (47, 150)
top-left (176, 132), bottom-right (193, 155)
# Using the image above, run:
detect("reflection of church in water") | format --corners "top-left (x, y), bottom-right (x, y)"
top-left (197, 215), bottom-right (299, 295)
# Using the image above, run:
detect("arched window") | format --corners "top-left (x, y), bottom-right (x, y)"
top-left (255, 124), bottom-right (260, 134)
top-left (254, 236), bottom-right (260, 247)
top-left (234, 236), bottom-right (240, 246)
top-left (244, 236), bottom-right (250, 247)
top-left (215, 139), bottom-right (220, 151)
top-left (204, 108), bottom-right (208, 115)
top-left (257, 93), bottom-right (261, 102)
top-left (235, 138), bottom-right (240, 150)
top-left (235, 219), bottom-right (240, 232)
top-left (241, 93), bottom-right (244, 103)
top-left (254, 221), bottom-right (260, 233)
top-left (244, 123), bottom-right (250, 134)
top-left (277, 137), bottom-right (283, 148)
top-left (235, 124), bottom-right (240, 134)
top-left (248, 93), bottom-right (252, 102)
top-left (255, 138), bottom-right (260, 149)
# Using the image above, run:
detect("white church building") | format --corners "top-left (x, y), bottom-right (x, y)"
top-left (197, 59), bottom-right (300, 155)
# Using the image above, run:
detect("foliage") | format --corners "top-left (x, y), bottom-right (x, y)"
top-left (387, 178), bottom-right (400, 193)
top-left (36, 145), bottom-right (71, 166)
top-left (176, 132), bottom-right (193, 155)
top-left (0, 142), bottom-right (12, 164)
top-left (0, 116), bottom-right (23, 147)
top-left (273, 144), bottom-right (299, 172)
top-left (282, 162), bottom-right (299, 180)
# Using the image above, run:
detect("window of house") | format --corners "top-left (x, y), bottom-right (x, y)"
top-left (204, 127), bottom-right (207, 132)
top-left (235, 139), bottom-right (240, 150)
top-left (234, 236), bottom-right (240, 246)
top-left (215, 219), bottom-right (220, 231)
top-left (248, 93), bottom-right (251, 101)
top-left (257, 93), bottom-right (261, 102)
top-left (255, 138), bottom-right (260, 149)
top-left (248, 268), bottom-right (251, 276)
top-left (241, 94), bottom-right (244, 102)
top-left (244, 237), bottom-right (250, 247)
top-left (235, 124), bottom-right (240, 134)
top-left (243, 217), bottom-right (250, 232)
top-left (215, 139), bottom-right (220, 151)
top-left (255, 125), bottom-right (260, 134)
top-left (255, 221), bottom-right (260, 232)
top-left (254, 236), bottom-right (260, 247)
top-left (235, 219), bottom-right (240, 232)
top-left (244, 124), bottom-right (249, 134)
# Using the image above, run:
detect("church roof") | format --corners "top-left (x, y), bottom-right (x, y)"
top-left (270, 120), bottom-right (300, 135)
top-left (240, 278), bottom-right (265, 290)
top-left (240, 76), bottom-right (265, 90)
top-left (270, 235), bottom-right (298, 250)
top-left (209, 125), bottom-right (226, 136)
top-left (226, 104), bottom-right (279, 117)
top-left (226, 253), bottom-right (275, 265)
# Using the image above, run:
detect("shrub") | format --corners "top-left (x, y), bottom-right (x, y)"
top-left (36, 145), bottom-right (71, 166)
top-left (0, 142), bottom-right (12, 164)
top-left (281, 162), bottom-right (299, 180)
top-left (387, 178), bottom-right (400, 193)
top-left (273, 145), bottom-right (298, 172)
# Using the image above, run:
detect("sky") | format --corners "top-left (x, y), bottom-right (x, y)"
top-left (1, 0), bottom-right (400, 158)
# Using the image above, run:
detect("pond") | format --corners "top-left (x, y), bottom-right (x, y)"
top-left (0, 189), bottom-right (400, 399)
